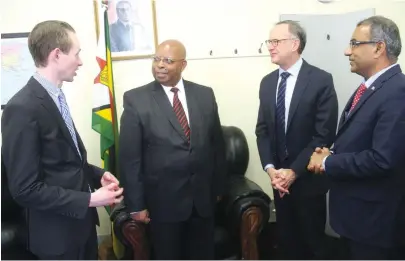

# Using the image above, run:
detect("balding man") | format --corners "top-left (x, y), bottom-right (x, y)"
top-left (119, 39), bottom-right (226, 259)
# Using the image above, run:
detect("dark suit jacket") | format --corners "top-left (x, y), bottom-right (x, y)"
top-left (1, 77), bottom-right (104, 256)
top-left (109, 20), bottom-right (134, 52)
top-left (256, 60), bottom-right (338, 196)
top-left (119, 80), bottom-right (226, 223)
top-left (327, 64), bottom-right (405, 248)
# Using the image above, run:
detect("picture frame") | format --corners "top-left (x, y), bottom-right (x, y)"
top-left (93, 0), bottom-right (159, 61)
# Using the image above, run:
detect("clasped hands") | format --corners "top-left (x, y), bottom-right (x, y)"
top-left (267, 168), bottom-right (296, 198)
top-left (89, 171), bottom-right (124, 207)
top-left (307, 147), bottom-right (331, 174)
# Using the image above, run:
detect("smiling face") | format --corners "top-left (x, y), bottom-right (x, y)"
top-left (151, 40), bottom-right (187, 87)
top-left (344, 25), bottom-right (378, 77)
top-left (267, 23), bottom-right (300, 67)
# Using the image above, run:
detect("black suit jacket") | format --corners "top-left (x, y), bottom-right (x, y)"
top-left (327, 65), bottom-right (405, 248)
top-left (119, 80), bottom-right (226, 222)
top-left (256, 60), bottom-right (338, 196)
top-left (109, 21), bottom-right (134, 52)
top-left (1, 77), bottom-right (104, 256)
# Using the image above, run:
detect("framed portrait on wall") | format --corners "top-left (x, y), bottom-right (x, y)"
top-left (94, 0), bottom-right (158, 60)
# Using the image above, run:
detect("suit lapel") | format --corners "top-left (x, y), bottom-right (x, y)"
top-left (268, 73), bottom-right (279, 125)
top-left (286, 60), bottom-right (311, 131)
top-left (30, 78), bottom-right (81, 159)
top-left (73, 124), bottom-right (86, 162)
top-left (183, 81), bottom-right (202, 147)
top-left (337, 64), bottom-right (402, 135)
top-left (151, 81), bottom-right (188, 142)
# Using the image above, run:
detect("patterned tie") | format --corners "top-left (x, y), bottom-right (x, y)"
top-left (58, 90), bottom-right (92, 192)
top-left (349, 83), bottom-right (367, 112)
top-left (171, 87), bottom-right (190, 142)
top-left (58, 89), bottom-right (81, 158)
top-left (275, 72), bottom-right (291, 160)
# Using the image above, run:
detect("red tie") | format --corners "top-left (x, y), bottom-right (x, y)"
top-left (171, 87), bottom-right (190, 141)
top-left (350, 83), bottom-right (367, 111)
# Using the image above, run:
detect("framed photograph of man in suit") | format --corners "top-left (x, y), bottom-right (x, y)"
top-left (94, 0), bottom-right (158, 60)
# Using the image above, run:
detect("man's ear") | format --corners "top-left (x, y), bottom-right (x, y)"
top-left (375, 41), bottom-right (385, 56)
top-left (49, 48), bottom-right (60, 62)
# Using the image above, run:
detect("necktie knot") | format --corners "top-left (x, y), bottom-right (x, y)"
top-left (281, 71), bottom-right (291, 80)
top-left (349, 83), bottom-right (367, 111)
top-left (170, 87), bottom-right (179, 94)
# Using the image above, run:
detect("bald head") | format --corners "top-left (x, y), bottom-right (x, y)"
top-left (157, 39), bottom-right (187, 59)
top-left (152, 39), bottom-right (187, 87)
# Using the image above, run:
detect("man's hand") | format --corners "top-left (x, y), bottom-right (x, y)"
top-left (267, 168), bottom-right (281, 188)
top-left (89, 183), bottom-right (124, 207)
top-left (101, 171), bottom-right (119, 187)
top-left (308, 147), bottom-right (331, 174)
top-left (131, 209), bottom-right (151, 224)
top-left (272, 169), bottom-right (297, 196)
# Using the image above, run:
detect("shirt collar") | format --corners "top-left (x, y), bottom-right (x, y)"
top-left (161, 78), bottom-right (185, 93)
top-left (364, 63), bottom-right (398, 88)
top-left (33, 72), bottom-right (61, 96)
top-left (279, 57), bottom-right (303, 77)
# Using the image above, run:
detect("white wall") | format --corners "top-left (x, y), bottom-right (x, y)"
top-left (2, 0), bottom-right (404, 236)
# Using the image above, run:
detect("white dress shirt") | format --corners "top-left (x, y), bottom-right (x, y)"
top-left (161, 78), bottom-right (190, 123)
top-left (264, 58), bottom-right (303, 171)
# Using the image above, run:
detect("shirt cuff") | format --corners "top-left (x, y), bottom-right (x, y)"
top-left (322, 156), bottom-right (329, 171)
top-left (264, 164), bottom-right (275, 172)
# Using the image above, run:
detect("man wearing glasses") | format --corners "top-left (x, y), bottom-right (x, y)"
top-left (119, 39), bottom-right (226, 259)
top-left (308, 16), bottom-right (405, 259)
top-left (255, 20), bottom-right (338, 259)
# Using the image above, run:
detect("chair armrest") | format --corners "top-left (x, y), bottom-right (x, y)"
top-left (110, 202), bottom-right (150, 260)
top-left (221, 176), bottom-right (271, 259)
top-left (223, 176), bottom-right (271, 228)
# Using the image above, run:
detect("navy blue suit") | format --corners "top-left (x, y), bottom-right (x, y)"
top-left (256, 60), bottom-right (338, 259)
top-left (327, 65), bottom-right (405, 258)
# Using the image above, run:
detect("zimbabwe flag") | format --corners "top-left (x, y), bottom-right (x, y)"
top-left (92, 0), bottom-right (119, 180)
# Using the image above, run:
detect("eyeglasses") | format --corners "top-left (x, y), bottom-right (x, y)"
top-left (349, 39), bottom-right (381, 48)
top-left (265, 38), bottom-right (298, 47)
top-left (151, 56), bottom-right (185, 65)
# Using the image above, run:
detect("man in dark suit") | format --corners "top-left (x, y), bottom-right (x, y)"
top-left (1, 20), bottom-right (123, 260)
top-left (309, 16), bottom-right (405, 260)
top-left (119, 39), bottom-right (226, 259)
top-left (255, 20), bottom-right (338, 259)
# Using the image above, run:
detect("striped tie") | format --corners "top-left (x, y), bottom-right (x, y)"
top-left (58, 89), bottom-right (81, 158)
top-left (58, 90), bottom-right (92, 192)
top-left (275, 72), bottom-right (290, 160)
top-left (171, 87), bottom-right (190, 142)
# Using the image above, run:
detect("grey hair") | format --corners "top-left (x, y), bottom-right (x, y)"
top-left (357, 15), bottom-right (402, 62)
top-left (276, 20), bottom-right (307, 54)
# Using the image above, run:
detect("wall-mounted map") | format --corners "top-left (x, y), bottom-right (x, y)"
top-left (1, 32), bottom-right (35, 109)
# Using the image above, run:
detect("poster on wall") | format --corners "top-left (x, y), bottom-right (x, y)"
top-left (93, 0), bottom-right (159, 61)
top-left (1, 32), bottom-right (35, 109)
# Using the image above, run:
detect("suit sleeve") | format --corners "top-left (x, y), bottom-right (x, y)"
top-left (210, 89), bottom-right (227, 197)
top-left (1, 103), bottom-right (90, 219)
top-left (119, 92), bottom-right (145, 212)
top-left (255, 78), bottom-right (276, 169)
top-left (88, 163), bottom-right (104, 189)
top-left (290, 73), bottom-right (338, 177)
top-left (325, 86), bottom-right (405, 179)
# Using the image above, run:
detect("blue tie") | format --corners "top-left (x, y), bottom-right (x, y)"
top-left (58, 90), bottom-right (92, 192)
top-left (276, 72), bottom-right (290, 160)
top-left (58, 90), bottom-right (81, 158)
